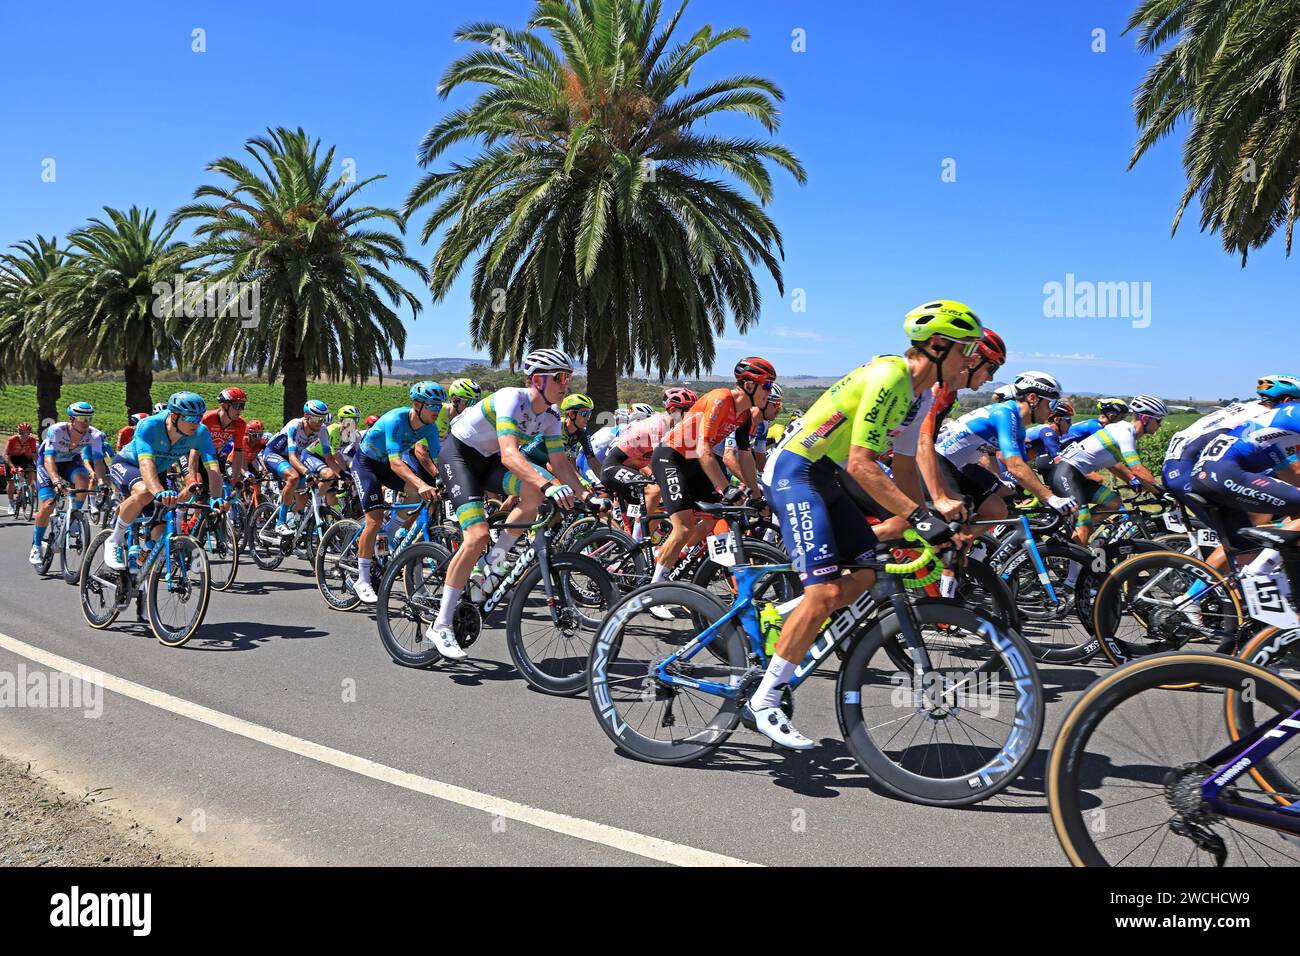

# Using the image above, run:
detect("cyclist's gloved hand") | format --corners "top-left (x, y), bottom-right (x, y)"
top-left (907, 505), bottom-right (955, 545)
top-left (1047, 494), bottom-right (1078, 515)
top-left (154, 488), bottom-right (178, 506)
top-left (1128, 476), bottom-right (1143, 489)
top-left (749, 495), bottom-right (769, 513)
top-left (545, 482), bottom-right (575, 508)
top-left (720, 485), bottom-right (745, 505)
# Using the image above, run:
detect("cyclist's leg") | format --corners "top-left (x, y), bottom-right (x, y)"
top-left (104, 461), bottom-right (154, 566)
top-left (32, 458), bottom-right (74, 550)
top-left (1050, 461), bottom-right (1098, 545)
top-left (437, 434), bottom-right (497, 596)
top-left (649, 446), bottom-right (714, 580)
top-left (351, 454), bottom-right (406, 598)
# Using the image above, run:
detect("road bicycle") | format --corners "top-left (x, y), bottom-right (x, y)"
top-left (587, 530), bottom-right (1044, 806)
top-left (247, 476), bottom-right (340, 571)
top-left (179, 499), bottom-right (240, 592)
top-left (7, 467), bottom-right (35, 522)
top-left (1048, 650), bottom-right (1300, 866)
top-left (79, 501), bottom-right (214, 646)
top-left (375, 499), bottom-right (617, 696)
top-left (33, 485), bottom-right (93, 585)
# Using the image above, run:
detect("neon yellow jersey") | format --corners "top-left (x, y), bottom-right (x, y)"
top-left (780, 356), bottom-right (932, 467)
top-left (307, 421), bottom-right (357, 458)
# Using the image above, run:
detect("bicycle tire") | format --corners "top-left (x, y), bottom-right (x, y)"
top-left (79, 529), bottom-right (125, 629)
top-left (506, 552), bottom-right (617, 696)
top-left (586, 582), bottom-right (748, 765)
top-left (1048, 651), bottom-right (1300, 866)
top-left (60, 510), bottom-right (92, 585)
top-left (314, 518), bottom-right (363, 611)
top-left (147, 535), bottom-right (210, 647)
top-left (375, 541), bottom-right (453, 667)
top-left (201, 513), bottom-right (240, 591)
top-left (247, 502), bottom-right (286, 570)
top-left (36, 512), bottom-right (60, 576)
top-left (835, 599), bottom-right (1043, 806)
top-left (571, 526), bottom-right (651, 593)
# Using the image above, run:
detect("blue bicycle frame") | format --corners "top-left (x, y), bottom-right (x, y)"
top-left (981, 515), bottom-right (1061, 605)
top-left (1199, 707), bottom-right (1300, 835)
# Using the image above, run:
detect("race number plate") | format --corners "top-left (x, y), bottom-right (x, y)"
top-left (1162, 512), bottom-right (1187, 533)
top-left (706, 533), bottom-right (738, 567)
top-left (1241, 573), bottom-right (1300, 629)
top-left (1195, 528), bottom-right (1219, 547)
top-left (626, 504), bottom-right (642, 519)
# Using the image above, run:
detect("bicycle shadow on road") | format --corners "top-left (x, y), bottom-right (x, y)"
top-left (185, 620), bottom-right (332, 652)
top-left (222, 579), bottom-right (323, 597)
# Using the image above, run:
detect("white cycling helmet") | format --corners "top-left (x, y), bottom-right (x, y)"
top-left (991, 384), bottom-right (1015, 402)
top-left (628, 402), bottom-right (655, 421)
top-left (1128, 394), bottom-right (1168, 418)
top-left (521, 348), bottom-right (574, 376)
top-left (1012, 370), bottom-right (1062, 399)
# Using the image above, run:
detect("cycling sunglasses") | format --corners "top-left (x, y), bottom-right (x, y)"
top-left (179, 414), bottom-right (203, 424)
top-left (304, 415), bottom-right (326, 426)
top-left (224, 401), bottom-right (246, 410)
top-left (69, 414), bottom-right (94, 422)
top-left (938, 336), bottom-right (980, 357)
top-left (545, 371), bottom-right (573, 387)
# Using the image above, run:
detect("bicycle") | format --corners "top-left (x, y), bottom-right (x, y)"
top-left (79, 500), bottom-right (213, 646)
top-left (8, 468), bottom-right (35, 522)
top-left (180, 499), bottom-right (240, 592)
top-left (34, 485), bottom-right (93, 585)
top-left (375, 499), bottom-right (617, 696)
top-left (587, 531), bottom-right (1044, 806)
top-left (1047, 650), bottom-right (1300, 866)
top-left (247, 476), bottom-right (340, 571)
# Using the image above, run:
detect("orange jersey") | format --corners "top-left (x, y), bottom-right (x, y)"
top-left (116, 426), bottom-right (135, 451)
top-left (662, 388), bottom-right (755, 459)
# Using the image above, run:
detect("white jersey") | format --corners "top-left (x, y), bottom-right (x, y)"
top-left (450, 386), bottom-right (562, 456)
top-left (588, 424), bottom-right (622, 465)
top-left (268, 417), bottom-right (330, 456)
top-left (1163, 400), bottom-right (1268, 463)
top-left (1060, 420), bottom-right (1141, 473)
top-left (40, 423), bottom-right (108, 463)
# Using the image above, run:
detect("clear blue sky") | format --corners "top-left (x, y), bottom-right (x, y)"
top-left (0, 0), bottom-right (1288, 399)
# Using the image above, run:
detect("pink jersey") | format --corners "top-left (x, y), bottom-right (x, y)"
top-left (613, 412), bottom-right (672, 469)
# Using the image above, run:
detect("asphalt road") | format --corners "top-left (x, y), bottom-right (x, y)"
top-left (0, 514), bottom-right (1100, 866)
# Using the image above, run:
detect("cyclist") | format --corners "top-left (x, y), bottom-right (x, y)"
top-left (1051, 395), bottom-right (1166, 545)
top-left (30, 402), bottom-right (110, 565)
top-left (103, 392), bottom-right (225, 570)
top-left (116, 412), bottom-right (149, 452)
top-left (722, 382), bottom-right (782, 480)
top-left (430, 349), bottom-right (594, 658)
top-left (201, 387), bottom-right (250, 486)
top-left (243, 420), bottom-right (269, 483)
top-left (1060, 397), bottom-right (1129, 450)
top-left (935, 370), bottom-right (1078, 521)
top-left (438, 379), bottom-right (483, 439)
top-left (753, 299), bottom-right (982, 748)
top-left (261, 400), bottom-right (338, 535)
top-left (602, 387), bottom-right (697, 537)
top-left (648, 357), bottom-right (777, 584)
top-left (5, 423), bottom-right (38, 516)
top-left (1025, 400), bottom-right (1074, 474)
top-left (349, 382), bottom-right (447, 604)
top-left (522, 393), bottom-right (600, 485)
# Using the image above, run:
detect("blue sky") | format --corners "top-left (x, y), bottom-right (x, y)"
top-left (0, 0), bottom-right (1288, 399)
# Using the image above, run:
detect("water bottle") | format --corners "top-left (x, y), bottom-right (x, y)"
top-left (759, 602), bottom-right (783, 657)
top-left (392, 526), bottom-right (408, 550)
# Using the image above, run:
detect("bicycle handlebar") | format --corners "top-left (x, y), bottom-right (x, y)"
top-left (883, 530), bottom-right (936, 575)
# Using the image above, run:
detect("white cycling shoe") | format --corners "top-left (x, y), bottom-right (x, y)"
top-left (647, 603), bottom-right (677, 621)
top-left (28, 545), bottom-right (43, 566)
top-left (103, 543), bottom-right (127, 571)
top-left (274, 522), bottom-right (294, 537)
top-left (353, 580), bottom-right (378, 605)
top-left (423, 624), bottom-right (467, 660)
top-left (745, 702), bottom-right (815, 750)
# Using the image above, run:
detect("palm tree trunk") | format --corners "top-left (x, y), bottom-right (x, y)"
top-left (35, 359), bottom-right (62, 432)
top-left (282, 345), bottom-right (308, 424)
top-left (124, 356), bottom-right (154, 417)
top-left (585, 335), bottom-right (619, 416)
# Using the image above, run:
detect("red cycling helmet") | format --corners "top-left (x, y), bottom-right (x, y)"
top-left (17, 422), bottom-right (32, 434)
top-left (364, 415), bottom-right (380, 427)
top-left (976, 328), bottom-right (1006, 367)
top-left (663, 387), bottom-right (699, 412)
top-left (734, 357), bottom-right (777, 384)
top-left (246, 418), bottom-right (265, 432)
top-left (219, 386), bottom-right (248, 404)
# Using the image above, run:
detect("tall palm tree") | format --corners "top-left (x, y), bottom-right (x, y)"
top-left (407, 0), bottom-right (805, 411)
top-left (172, 126), bottom-right (429, 421)
top-left (1128, 0), bottom-right (1300, 261)
top-left (45, 207), bottom-right (195, 415)
top-left (0, 236), bottom-right (69, 427)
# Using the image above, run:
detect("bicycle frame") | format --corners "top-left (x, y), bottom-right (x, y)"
top-left (1197, 706), bottom-right (1300, 835)
top-left (979, 515), bottom-right (1063, 606)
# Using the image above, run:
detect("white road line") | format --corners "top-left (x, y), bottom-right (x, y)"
top-left (0, 631), bottom-right (759, 868)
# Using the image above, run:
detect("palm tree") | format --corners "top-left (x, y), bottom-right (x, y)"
top-left (407, 0), bottom-right (805, 411)
top-left (172, 126), bottom-right (429, 421)
top-left (44, 207), bottom-right (195, 415)
top-left (1128, 0), bottom-right (1300, 261)
top-left (0, 236), bottom-right (69, 427)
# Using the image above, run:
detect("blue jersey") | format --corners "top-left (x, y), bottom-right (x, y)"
top-left (936, 399), bottom-right (1026, 469)
top-left (359, 407), bottom-right (441, 463)
top-left (1025, 424), bottom-right (1062, 460)
top-left (1199, 403), bottom-right (1300, 474)
top-left (1059, 418), bottom-right (1103, 449)
top-left (116, 414), bottom-right (218, 471)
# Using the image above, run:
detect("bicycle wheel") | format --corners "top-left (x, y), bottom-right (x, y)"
top-left (1049, 652), bottom-right (1300, 866)
top-left (198, 512), bottom-right (240, 591)
top-left (1004, 541), bottom-right (1103, 663)
top-left (375, 542), bottom-right (452, 667)
top-left (79, 529), bottom-right (125, 629)
top-left (555, 514), bottom-right (601, 552)
top-left (506, 553), bottom-right (617, 696)
top-left (586, 582), bottom-right (750, 764)
top-left (314, 518), bottom-right (363, 611)
top-left (1092, 550), bottom-right (1243, 667)
top-left (36, 513), bottom-right (60, 576)
top-left (147, 536), bottom-right (210, 647)
top-left (22, 488), bottom-right (35, 522)
top-left (571, 526), bottom-right (651, 593)
top-left (59, 510), bottom-right (92, 585)
top-left (247, 502), bottom-right (286, 570)
top-left (952, 555), bottom-right (1020, 632)
top-left (835, 599), bottom-right (1044, 806)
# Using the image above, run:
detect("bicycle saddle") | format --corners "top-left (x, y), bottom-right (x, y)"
top-left (1238, 526), bottom-right (1300, 550)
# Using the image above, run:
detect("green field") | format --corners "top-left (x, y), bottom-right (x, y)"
top-left (0, 382), bottom-right (424, 435)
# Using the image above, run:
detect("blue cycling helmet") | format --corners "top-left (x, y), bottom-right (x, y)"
top-left (1257, 374), bottom-right (1300, 401)
top-left (66, 401), bottom-right (95, 418)
top-left (167, 391), bottom-right (206, 417)
top-left (303, 399), bottom-right (329, 418)
top-left (410, 381), bottom-right (447, 406)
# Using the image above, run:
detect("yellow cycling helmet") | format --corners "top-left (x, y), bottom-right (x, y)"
top-left (904, 300), bottom-right (983, 343)
top-left (561, 393), bottom-right (594, 412)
